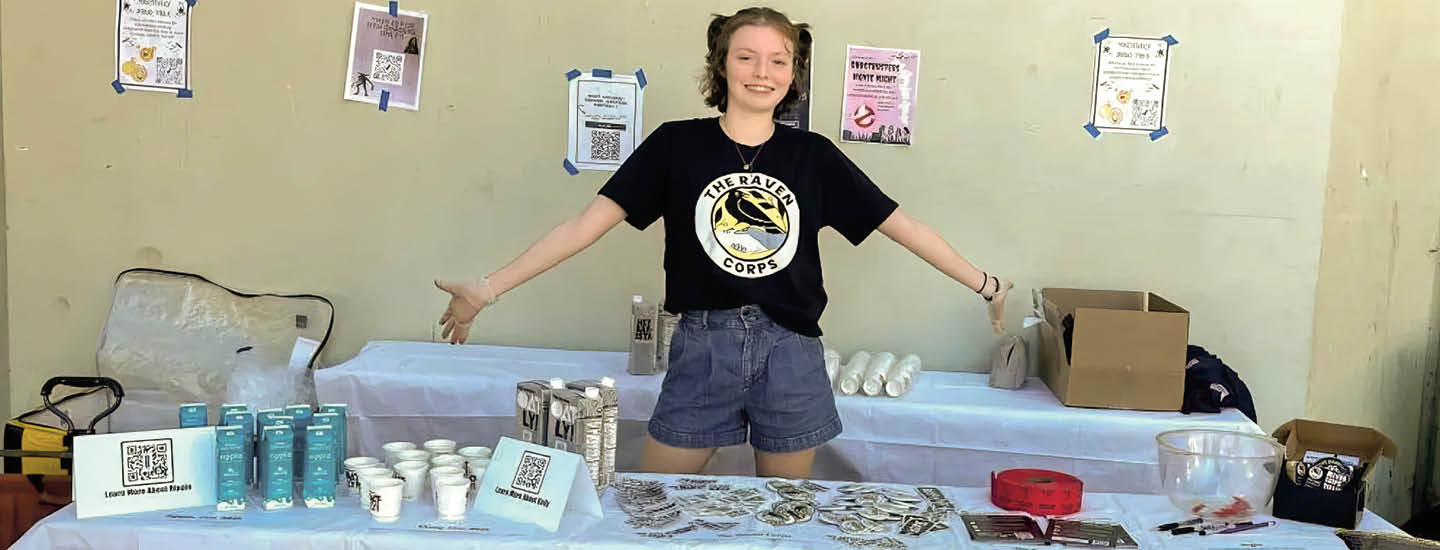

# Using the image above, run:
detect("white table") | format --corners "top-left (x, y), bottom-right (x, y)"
top-left (13, 473), bottom-right (1403, 549)
top-left (315, 341), bottom-right (1265, 493)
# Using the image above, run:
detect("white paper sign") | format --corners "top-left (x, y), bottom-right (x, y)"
top-left (567, 71), bottom-right (644, 172)
top-left (114, 0), bottom-right (191, 92)
top-left (288, 336), bottom-right (321, 370)
top-left (1089, 34), bottom-right (1172, 134)
top-left (473, 436), bottom-right (602, 531)
top-left (74, 427), bottom-right (217, 519)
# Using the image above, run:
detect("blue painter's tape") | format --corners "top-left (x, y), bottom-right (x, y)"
top-left (565, 68), bottom-right (582, 81)
top-left (177, 88), bottom-right (193, 98)
top-left (592, 68), bottom-right (612, 78)
top-left (1162, 34), bottom-right (1178, 46)
top-left (186, 0), bottom-right (196, 6)
top-left (379, 90), bottom-right (390, 111)
top-left (388, 1), bottom-right (398, 16)
top-left (1149, 126), bottom-right (1169, 141)
top-left (635, 68), bottom-right (647, 88)
top-left (111, 80), bottom-right (126, 94)
top-left (563, 159), bottom-right (579, 176)
top-left (1083, 122), bottom-right (1101, 139)
top-left (1093, 28), bottom-right (1110, 43)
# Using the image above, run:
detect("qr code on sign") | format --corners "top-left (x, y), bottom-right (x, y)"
top-left (1132, 99), bottom-right (1160, 128)
top-left (589, 130), bottom-right (622, 162)
top-left (155, 57), bottom-right (184, 86)
top-left (370, 49), bottom-right (405, 86)
top-left (511, 451), bottom-right (551, 495)
top-left (122, 439), bottom-right (174, 487)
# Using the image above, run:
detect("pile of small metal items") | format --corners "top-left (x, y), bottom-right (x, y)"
top-left (815, 483), bottom-right (954, 536)
top-left (670, 477), bottom-right (769, 518)
top-left (616, 477), bottom-right (684, 530)
top-left (754, 479), bottom-right (828, 526)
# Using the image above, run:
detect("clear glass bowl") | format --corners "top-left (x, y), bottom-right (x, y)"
top-left (1156, 429), bottom-right (1284, 520)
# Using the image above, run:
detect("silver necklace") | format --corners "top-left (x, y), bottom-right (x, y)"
top-left (722, 116), bottom-right (771, 172)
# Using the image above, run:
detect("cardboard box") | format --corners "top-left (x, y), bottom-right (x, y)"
top-left (1271, 419), bottom-right (1396, 529)
top-left (1036, 288), bottom-right (1188, 411)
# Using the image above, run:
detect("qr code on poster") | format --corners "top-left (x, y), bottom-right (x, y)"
top-left (511, 451), bottom-right (551, 494)
top-left (1132, 99), bottom-right (1161, 128)
top-left (589, 129), bottom-right (622, 162)
top-left (122, 439), bottom-right (174, 487)
top-left (155, 57), bottom-right (184, 86)
top-left (370, 49), bottom-right (405, 86)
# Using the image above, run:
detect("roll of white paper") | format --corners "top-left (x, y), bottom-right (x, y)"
top-left (862, 352), bottom-right (897, 396)
top-left (824, 348), bottom-right (841, 383)
top-left (837, 351), bottom-right (870, 395)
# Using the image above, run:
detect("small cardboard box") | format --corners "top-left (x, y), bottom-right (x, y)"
top-left (1271, 419), bottom-right (1396, 529)
top-left (1035, 288), bottom-right (1188, 411)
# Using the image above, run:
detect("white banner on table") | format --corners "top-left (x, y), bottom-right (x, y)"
top-left (473, 436), bottom-right (602, 531)
top-left (74, 427), bottom-right (217, 519)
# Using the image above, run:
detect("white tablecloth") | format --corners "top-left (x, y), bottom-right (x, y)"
top-left (315, 341), bottom-right (1265, 493)
top-left (13, 473), bottom-right (1402, 550)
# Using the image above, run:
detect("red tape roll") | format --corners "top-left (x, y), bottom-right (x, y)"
top-left (991, 469), bottom-right (1084, 516)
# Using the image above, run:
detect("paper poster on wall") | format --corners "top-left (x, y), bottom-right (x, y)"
top-left (840, 45), bottom-right (920, 146)
top-left (1088, 34), bottom-right (1172, 134)
top-left (774, 48), bottom-right (812, 131)
top-left (114, 0), bottom-right (191, 92)
top-left (567, 70), bottom-right (644, 172)
top-left (342, 2), bottom-right (428, 110)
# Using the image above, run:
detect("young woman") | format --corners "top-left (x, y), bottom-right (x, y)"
top-left (435, 7), bottom-right (1012, 479)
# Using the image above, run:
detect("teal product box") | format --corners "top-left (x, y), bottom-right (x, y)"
top-left (261, 425), bottom-right (294, 510)
top-left (216, 425), bottom-right (247, 511)
top-left (303, 426), bottom-right (336, 508)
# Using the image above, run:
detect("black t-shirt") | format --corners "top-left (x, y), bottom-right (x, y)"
top-left (598, 117), bottom-right (898, 336)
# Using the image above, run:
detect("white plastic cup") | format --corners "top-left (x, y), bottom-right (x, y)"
top-left (423, 439), bottom-right (457, 456)
top-left (356, 466), bottom-right (393, 505)
top-left (343, 457), bottom-right (382, 497)
top-left (431, 454), bottom-right (465, 469)
top-left (393, 460), bottom-right (430, 501)
top-left (434, 477), bottom-right (470, 521)
top-left (382, 441), bottom-right (416, 467)
top-left (367, 478), bottom-right (404, 522)
top-left (458, 446), bottom-right (492, 461)
top-left (396, 449), bottom-right (432, 465)
top-left (429, 466), bottom-right (466, 507)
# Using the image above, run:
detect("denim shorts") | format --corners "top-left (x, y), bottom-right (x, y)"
top-left (647, 305), bottom-right (843, 453)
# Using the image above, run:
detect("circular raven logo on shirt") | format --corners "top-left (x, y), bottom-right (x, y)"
top-left (694, 173), bottom-right (801, 278)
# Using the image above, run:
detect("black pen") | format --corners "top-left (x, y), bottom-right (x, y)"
top-left (1157, 518), bottom-right (1203, 529)
top-left (1218, 521), bottom-right (1275, 534)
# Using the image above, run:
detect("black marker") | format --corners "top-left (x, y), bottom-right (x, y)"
top-left (1156, 517), bottom-right (1202, 531)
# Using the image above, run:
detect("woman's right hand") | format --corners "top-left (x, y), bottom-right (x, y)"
top-left (980, 275), bottom-right (1014, 335)
top-left (434, 279), bottom-right (489, 344)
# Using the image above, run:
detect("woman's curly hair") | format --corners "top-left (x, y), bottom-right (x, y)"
top-left (701, 7), bottom-right (812, 114)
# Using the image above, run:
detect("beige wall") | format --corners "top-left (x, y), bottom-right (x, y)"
top-left (2, 0), bottom-right (1345, 430)
top-left (0, 5), bottom-right (8, 420)
top-left (29, 0), bottom-right (1440, 513)
top-left (1309, 0), bottom-right (1440, 523)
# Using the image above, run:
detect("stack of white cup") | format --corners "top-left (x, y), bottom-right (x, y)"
top-left (834, 351), bottom-right (921, 398)
top-left (364, 439), bottom-right (496, 521)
